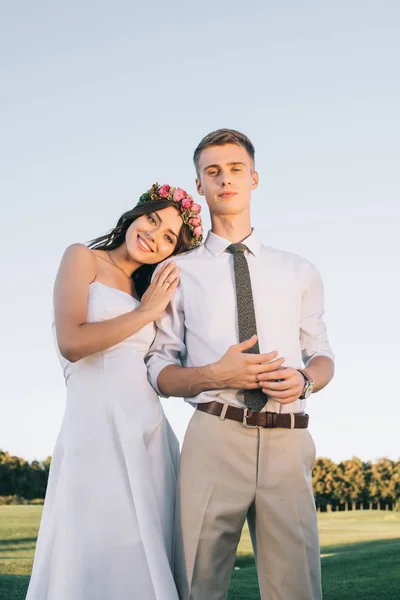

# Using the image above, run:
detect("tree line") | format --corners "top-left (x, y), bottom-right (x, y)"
top-left (0, 450), bottom-right (51, 502)
top-left (1, 450), bottom-right (399, 510)
top-left (313, 457), bottom-right (400, 512)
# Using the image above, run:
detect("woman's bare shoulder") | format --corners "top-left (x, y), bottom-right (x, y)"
top-left (57, 244), bottom-right (98, 281)
top-left (61, 243), bottom-right (98, 263)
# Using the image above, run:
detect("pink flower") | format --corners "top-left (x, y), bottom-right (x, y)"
top-left (181, 197), bottom-right (194, 210)
top-left (193, 226), bottom-right (203, 237)
top-left (173, 188), bottom-right (187, 202)
top-left (191, 203), bottom-right (202, 214)
top-left (158, 184), bottom-right (171, 198)
top-left (189, 216), bottom-right (202, 227)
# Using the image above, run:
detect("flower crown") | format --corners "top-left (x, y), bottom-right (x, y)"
top-left (137, 182), bottom-right (203, 249)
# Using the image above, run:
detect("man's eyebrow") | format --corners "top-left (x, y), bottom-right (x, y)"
top-left (203, 161), bottom-right (247, 170)
top-left (154, 212), bottom-right (178, 238)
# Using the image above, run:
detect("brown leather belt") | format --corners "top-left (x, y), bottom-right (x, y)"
top-left (197, 401), bottom-right (309, 429)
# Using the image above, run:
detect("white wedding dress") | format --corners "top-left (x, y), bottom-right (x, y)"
top-left (26, 282), bottom-right (180, 600)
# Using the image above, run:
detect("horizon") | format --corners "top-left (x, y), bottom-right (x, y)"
top-left (1, 1), bottom-right (399, 464)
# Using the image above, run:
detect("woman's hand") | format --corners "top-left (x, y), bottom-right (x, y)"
top-left (54, 246), bottom-right (180, 362)
top-left (139, 262), bottom-right (180, 320)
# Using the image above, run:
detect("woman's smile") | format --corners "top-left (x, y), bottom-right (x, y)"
top-left (137, 234), bottom-right (154, 253)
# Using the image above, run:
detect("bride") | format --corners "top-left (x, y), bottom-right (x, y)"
top-left (26, 183), bottom-right (203, 600)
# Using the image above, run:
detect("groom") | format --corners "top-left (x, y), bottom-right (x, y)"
top-left (147, 129), bottom-right (334, 599)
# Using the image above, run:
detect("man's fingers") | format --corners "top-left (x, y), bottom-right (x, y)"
top-left (231, 342), bottom-right (283, 367)
top-left (257, 351), bottom-right (282, 363)
top-left (248, 377), bottom-right (267, 389)
top-left (234, 336), bottom-right (259, 352)
top-left (242, 381), bottom-right (262, 390)
top-left (244, 352), bottom-right (283, 364)
top-left (261, 379), bottom-right (294, 391)
top-left (261, 388), bottom-right (295, 399)
top-left (257, 367), bottom-right (297, 381)
top-left (249, 358), bottom-right (285, 373)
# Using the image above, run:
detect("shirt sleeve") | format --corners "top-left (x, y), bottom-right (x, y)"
top-left (145, 281), bottom-right (187, 396)
top-left (300, 262), bottom-right (335, 365)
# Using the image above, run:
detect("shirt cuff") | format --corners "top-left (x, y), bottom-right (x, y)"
top-left (147, 359), bottom-right (179, 397)
top-left (304, 349), bottom-right (335, 365)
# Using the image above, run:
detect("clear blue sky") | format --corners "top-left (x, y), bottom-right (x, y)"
top-left (1, 1), bottom-right (399, 463)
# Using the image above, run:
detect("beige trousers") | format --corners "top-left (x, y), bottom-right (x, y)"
top-left (174, 408), bottom-right (321, 600)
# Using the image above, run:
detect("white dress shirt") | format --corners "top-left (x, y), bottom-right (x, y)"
top-left (146, 229), bottom-right (334, 414)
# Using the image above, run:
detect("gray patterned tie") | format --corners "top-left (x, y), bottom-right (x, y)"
top-left (227, 243), bottom-right (267, 412)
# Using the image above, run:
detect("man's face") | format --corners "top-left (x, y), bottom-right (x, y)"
top-left (195, 144), bottom-right (259, 217)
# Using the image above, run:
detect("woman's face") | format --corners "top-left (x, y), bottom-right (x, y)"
top-left (125, 205), bottom-right (184, 264)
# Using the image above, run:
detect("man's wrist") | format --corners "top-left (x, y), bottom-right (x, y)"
top-left (204, 362), bottom-right (226, 390)
top-left (157, 363), bottom-right (220, 398)
top-left (297, 369), bottom-right (314, 400)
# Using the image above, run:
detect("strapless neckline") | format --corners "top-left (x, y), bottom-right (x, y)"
top-left (89, 281), bottom-right (140, 303)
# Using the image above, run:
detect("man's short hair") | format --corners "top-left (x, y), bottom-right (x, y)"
top-left (193, 128), bottom-right (255, 175)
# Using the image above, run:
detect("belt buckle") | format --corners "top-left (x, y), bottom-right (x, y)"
top-left (243, 408), bottom-right (258, 428)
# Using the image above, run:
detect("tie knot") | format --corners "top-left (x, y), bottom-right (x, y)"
top-left (227, 243), bottom-right (247, 255)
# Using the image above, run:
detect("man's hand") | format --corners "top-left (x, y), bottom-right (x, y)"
top-left (211, 336), bottom-right (286, 390)
top-left (258, 367), bottom-right (304, 404)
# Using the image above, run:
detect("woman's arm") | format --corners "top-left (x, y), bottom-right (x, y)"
top-left (54, 244), bottom-right (179, 362)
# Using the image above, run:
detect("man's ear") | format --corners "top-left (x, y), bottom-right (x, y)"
top-left (196, 177), bottom-right (205, 196)
top-left (251, 170), bottom-right (259, 190)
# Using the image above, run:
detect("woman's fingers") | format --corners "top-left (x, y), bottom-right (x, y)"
top-left (151, 264), bottom-right (174, 288)
top-left (160, 265), bottom-right (179, 287)
top-left (164, 272), bottom-right (180, 292)
top-left (158, 262), bottom-right (175, 281)
top-left (167, 277), bottom-right (180, 293)
top-left (152, 261), bottom-right (175, 284)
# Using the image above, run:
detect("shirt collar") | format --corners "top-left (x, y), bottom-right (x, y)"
top-left (205, 229), bottom-right (261, 257)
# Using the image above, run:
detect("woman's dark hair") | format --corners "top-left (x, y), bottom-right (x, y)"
top-left (88, 199), bottom-right (193, 297)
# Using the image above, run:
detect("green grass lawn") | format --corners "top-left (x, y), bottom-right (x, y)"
top-left (1, 507), bottom-right (400, 599)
